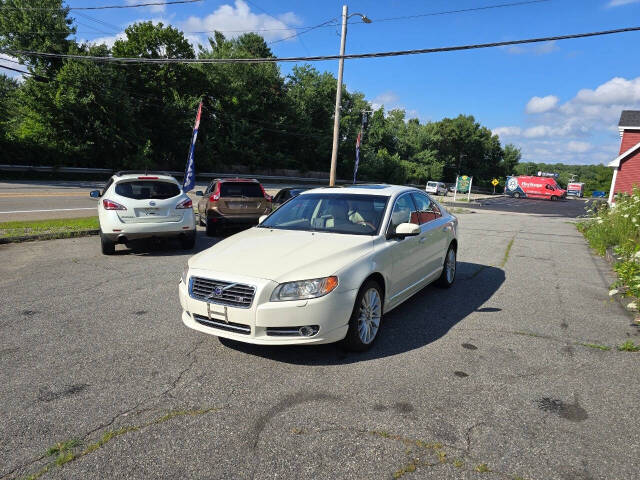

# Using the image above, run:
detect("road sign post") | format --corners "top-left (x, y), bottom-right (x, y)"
top-left (491, 178), bottom-right (499, 195)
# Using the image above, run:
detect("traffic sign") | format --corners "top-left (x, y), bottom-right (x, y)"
top-left (491, 178), bottom-right (499, 186)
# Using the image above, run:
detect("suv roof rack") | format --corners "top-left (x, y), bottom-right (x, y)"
top-left (214, 177), bottom-right (259, 183)
top-left (114, 170), bottom-right (172, 177)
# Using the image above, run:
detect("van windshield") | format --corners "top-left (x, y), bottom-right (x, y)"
top-left (427, 182), bottom-right (438, 187)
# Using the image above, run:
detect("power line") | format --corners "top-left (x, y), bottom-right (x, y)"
top-left (0, 0), bottom-right (203, 10)
top-left (351, 0), bottom-right (552, 25)
top-left (4, 25), bottom-right (640, 64)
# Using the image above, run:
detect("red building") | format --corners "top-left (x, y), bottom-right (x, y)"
top-left (609, 110), bottom-right (640, 204)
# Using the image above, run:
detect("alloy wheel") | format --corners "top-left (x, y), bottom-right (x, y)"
top-left (357, 288), bottom-right (382, 345)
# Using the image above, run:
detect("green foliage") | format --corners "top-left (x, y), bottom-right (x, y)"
top-left (514, 162), bottom-right (612, 194)
top-left (617, 340), bottom-right (640, 352)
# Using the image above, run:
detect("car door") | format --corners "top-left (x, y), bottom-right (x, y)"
top-left (411, 192), bottom-right (448, 275)
top-left (386, 193), bottom-right (423, 302)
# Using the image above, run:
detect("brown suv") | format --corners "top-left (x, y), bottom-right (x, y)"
top-left (195, 178), bottom-right (272, 236)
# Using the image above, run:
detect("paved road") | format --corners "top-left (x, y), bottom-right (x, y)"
top-left (0, 181), bottom-right (299, 222)
top-left (2, 207), bottom-right (638, 479)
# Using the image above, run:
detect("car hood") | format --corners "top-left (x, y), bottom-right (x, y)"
top-left (189, 228), bottom-right (373, 283)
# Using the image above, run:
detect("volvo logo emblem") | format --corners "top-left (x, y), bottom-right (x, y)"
top-left (213, 286), bottom-right (223, 296)
top-left (149, 201), bottom-right (156, 206)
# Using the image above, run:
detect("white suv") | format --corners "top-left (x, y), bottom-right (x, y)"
top-left (90, 171), bottom-right (196, 254)
top-left (425, 181), bottom-right (447, 196)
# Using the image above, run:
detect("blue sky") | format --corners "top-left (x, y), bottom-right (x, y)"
top-left (3, 0), bottom-right (640, 165)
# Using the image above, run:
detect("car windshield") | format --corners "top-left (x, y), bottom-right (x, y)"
top-left (427, 182), bottom-right (438, 187)
top-left (115, 180), bottom-right (180, 200)
top-left (260, 193), bottom-right (389, 235)
top-left (220, 182), bottom-right (263, 197)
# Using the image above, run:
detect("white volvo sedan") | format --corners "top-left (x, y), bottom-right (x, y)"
top-left (179, 185), bottom-right (458, 351)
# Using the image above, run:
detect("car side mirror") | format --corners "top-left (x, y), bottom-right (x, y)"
top-left (89, 190), bottom-right (101, 199)
top-left (393, 223), bottom-right (420, 238)
top-left (258, 215), bottom-right (268, 224)
top-left (195, 191), bottom-right (203, 196)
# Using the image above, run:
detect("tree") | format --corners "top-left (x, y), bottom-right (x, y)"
top-left (502, 144), bottom-right (521, 177)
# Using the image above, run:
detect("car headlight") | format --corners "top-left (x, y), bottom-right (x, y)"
top-left (270, 276), bottom-right (338, 302)
top-left (181, 264), bottom-right (189, 284)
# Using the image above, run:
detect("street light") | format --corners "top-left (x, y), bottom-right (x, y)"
top-left (329, 5), bottom-right (371, 186)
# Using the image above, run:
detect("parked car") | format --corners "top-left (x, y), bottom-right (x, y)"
top-left (272, 187), bottom-right (309, 209)
top-left (90, 171), bottom-right (196, 255)
top-left (179, 185), bottom-right (458, 351)
top-left (505, 175), bottom-right (566, 200)
top-left (195, 178), bottom-right (272, 236)
top-left (425, 181), bottom-right (447, 196)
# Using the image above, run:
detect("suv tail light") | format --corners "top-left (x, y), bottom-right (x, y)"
top-left (209, 183), bottom-right (221, 202)
top-left (176, 198), bottom-right (192, 209)
top-left (259, 184), bottom-right (271, 201)
top-left (103, 199), bottom-right (127, 210)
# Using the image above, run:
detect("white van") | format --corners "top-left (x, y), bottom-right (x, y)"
top-left (425, 181), bottom-right (447, 196)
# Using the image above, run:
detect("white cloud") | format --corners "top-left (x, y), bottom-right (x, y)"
top-left (180, 0), bottom-right (302, 44)
top-left (0, 54), bottom-right (25, 81)
top-left (525, 95), bottom-right (559, 114)
top-left (492, 75), bottom-right (640, 164)
top-left (371, 91), bottom-right (400, 111)
top-left (493, 126), bottom-right (521, 137)
top-left (126, 0), bottom-right (165, 13)
top-left (506, 41), bottom-right (558, 55)
top-left (567, 141), bottom-right (592, 153)
top-left (87, 17), bottom-right (169, 48)
top-left (607, 0), bottom-right (640, 7)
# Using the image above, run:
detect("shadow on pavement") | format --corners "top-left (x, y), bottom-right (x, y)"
top-left (112, 231), bottom-right (220, 256)
top-left (219, 261), bottom-right (505, 365)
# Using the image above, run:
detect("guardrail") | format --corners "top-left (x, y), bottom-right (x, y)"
top-left (0, 164), bottom-right (336, 184)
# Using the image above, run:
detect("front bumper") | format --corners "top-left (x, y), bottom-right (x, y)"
top-left (178, 275), bottom-right (355, 345)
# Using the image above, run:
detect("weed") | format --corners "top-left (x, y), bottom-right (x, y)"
top-left (55, 451), bottom-right (74, 466)
top-left (580, 343), bottom-right (611, 351)
top-left (453, 459), bottom-right (464, 468)
top-left (500, 236), bottom-right (515, 268)
top-left (436, 450), bottom-right (447, 463)
top-left (393, 460), bottom-right (417, 478)
top-left (617, 340), bottom-right (640, 352)
top-left (46, 439), bottom-right (79, 457)
top-left (475, 463), bottom-right (491, 473)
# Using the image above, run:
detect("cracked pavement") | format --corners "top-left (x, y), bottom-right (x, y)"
top-left (1, 199), bottom-right (639, 479)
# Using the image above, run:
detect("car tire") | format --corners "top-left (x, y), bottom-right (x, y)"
top-left (551, 195), bottom-right (557, 201)
top-left (513, 192), bottom-right (521, 199)
top-left (341, 280), bottom-right (383, 352)
top-left (436, 245), bottom-right (456, 288)
top-left (205, 219), bottom-right (217, 237)
top-left (180, 232), bottom-right (196, 250)
top-left (198, 213), bottom-right (205, 227)
top-left (100, 231), bottom-right (115, 255)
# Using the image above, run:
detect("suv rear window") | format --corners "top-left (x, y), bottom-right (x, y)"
top-left (115, 181), bottom-right (180, 200)
top-left (220, 182), bottom-right (263, 197)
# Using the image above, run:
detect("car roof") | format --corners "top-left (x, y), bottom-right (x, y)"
top-left (214, 178), bottom-right (259, 183)
top-left (301, 184), bottom-right (414, 197)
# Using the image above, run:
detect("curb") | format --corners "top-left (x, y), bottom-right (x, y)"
top-left (0, 229), bottom-right (100, 245)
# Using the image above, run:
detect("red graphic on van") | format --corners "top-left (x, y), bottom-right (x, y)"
top-left (505, 176), bottom-right (566, 200)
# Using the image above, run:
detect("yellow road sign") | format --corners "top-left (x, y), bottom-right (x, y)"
top-left (491, 179), bottom-right (499, 186)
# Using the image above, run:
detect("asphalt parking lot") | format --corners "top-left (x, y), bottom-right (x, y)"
top-left (1, 202), bottom-right (639, 479)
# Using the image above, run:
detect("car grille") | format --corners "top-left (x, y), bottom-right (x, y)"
top-left (189, 276), bottom-right (256, 308)
top-left (193, 314), bottom-right (251, 335)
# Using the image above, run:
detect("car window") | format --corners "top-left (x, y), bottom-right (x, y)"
top-left (114, 181), bottom-right (180, 200)
top-left (102, 178), bottom-right (114, 195)
top-left (205, 181), bottom-right (215, 195)
top-left (411, 192), bottom-right (441, 224)
top-left (220, 182), bottom-right (263, 197)
top-left (389, 194), bottom-right (419, 233)
top-left (261, 194), bottom-right (388, 236)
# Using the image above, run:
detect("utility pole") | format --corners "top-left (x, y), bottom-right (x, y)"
top-left (328, 5), bottom-right (371, 186)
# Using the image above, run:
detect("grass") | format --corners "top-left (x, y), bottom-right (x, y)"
top-left (580, 342), bottom-right (611, 351)
top-left (617, 340), bottom-right (640, 352)
top-left (500, 236), bottom-right (515, 268)
top-left (0, 216), bottom-right (99, 239)
top-left (475, 463), bottom-right (491, 473)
